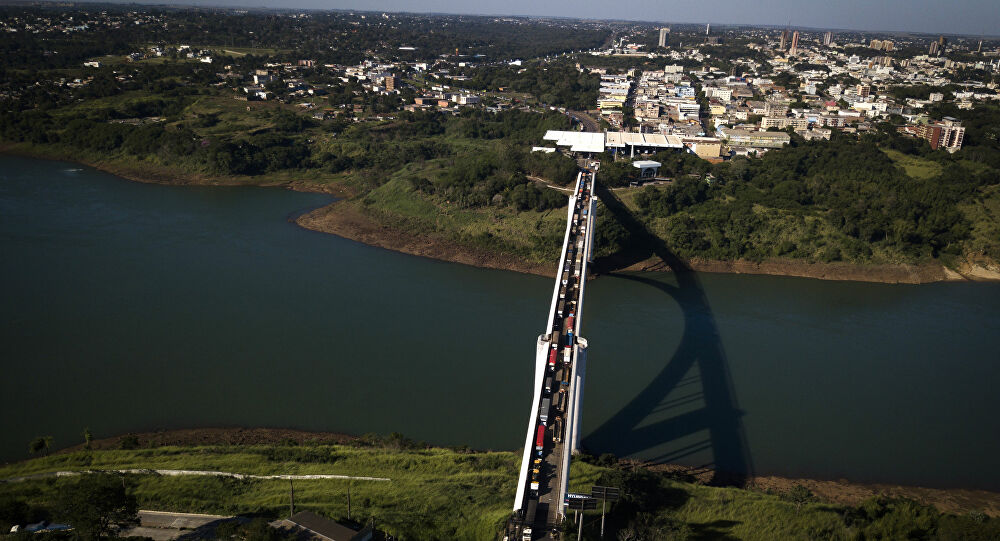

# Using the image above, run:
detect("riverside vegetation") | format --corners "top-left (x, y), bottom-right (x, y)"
top-left (2, 434), bottom-right (999, 540)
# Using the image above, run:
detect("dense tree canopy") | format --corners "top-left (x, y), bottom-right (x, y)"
top-left (625, 133), bottom-right (998, 263)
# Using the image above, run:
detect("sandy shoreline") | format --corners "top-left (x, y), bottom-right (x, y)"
top-left (5, 145), bottom-right (999, 284)
top-left (32, 427), bottom-right (1000, 517)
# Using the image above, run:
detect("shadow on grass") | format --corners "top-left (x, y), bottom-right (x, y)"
top-left (690, 519), bottom-right (743, 541)
top-left (583, 182), bottom-right (753, 487)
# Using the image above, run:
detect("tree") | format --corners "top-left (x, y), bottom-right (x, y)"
top-left (28, 436), bottom-right (52, 456)
top-left (784, 484), bottom-right (816, 510)
top-left (55, 474), bottom-right (139, 539)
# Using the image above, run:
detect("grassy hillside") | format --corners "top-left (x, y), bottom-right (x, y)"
top-left (2, 439), bottom-right (999, 540)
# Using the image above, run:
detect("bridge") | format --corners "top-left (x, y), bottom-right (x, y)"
top-left (507, 168), bottom-right (598, 540)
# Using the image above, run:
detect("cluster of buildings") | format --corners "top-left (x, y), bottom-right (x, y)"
top-left (898, 117), bottom-right (966, 151)
top-left (584, 26), bottom-right (1000, 159)
top-left (595, 72), bottom-right (633, 128)
top-left (411, 90), bottom-right (480, 109)
top-left (229, 55), bottom-right (497, 116)
top-left (0, 9), bottom-right (164, 35)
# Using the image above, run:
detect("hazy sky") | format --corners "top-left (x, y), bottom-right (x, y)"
top-left (91, 0), bottom-right (999, 36)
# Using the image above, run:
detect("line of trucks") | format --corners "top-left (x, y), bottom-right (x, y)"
top-left (518, 171), bottom-right (594, 541)
top-left (528, 173), bottom-right (592, 498)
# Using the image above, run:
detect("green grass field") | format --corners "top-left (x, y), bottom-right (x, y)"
top-left (882, 149), bottom-right (944, 180)
top-left (958, 184), bottom-right (1000, 261)
top-left (360, 174), bottom-right (568, 264)
top-left (2, 442), bottom-right (998, 540)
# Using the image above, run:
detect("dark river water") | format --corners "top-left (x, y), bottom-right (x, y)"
top-left (2, 155), bottom-right (999, 490)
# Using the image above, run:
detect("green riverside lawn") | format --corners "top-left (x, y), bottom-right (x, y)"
top-left (2, 440), bottom-right (999, 540)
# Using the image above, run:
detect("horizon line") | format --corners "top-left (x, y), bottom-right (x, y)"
top-left (9, 0), bottom-right (1000, 39)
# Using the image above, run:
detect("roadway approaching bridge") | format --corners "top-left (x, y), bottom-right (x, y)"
top-left (507, 168), bottom-right (598, 541)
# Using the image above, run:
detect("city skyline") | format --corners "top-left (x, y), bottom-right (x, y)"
top-left (70, 0), bottom-right (1000, 37)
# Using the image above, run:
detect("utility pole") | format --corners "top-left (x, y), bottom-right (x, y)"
top-left (347, 482), bottom-right (352, 520)
top-left (590, 486), bottom-right (619, 540)
top-left (600, 496), bottom-right (606, 539)
top-left (578, 512), bottom-right (584, 540)
top-left (289, 479), bottom-right (295, 518)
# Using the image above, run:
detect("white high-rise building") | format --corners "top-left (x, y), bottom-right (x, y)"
top-left (658, 27), bottom-right (670, 48)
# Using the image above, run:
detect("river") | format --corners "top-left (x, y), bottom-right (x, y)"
top-left (2, 155), bottom-right (999, 490)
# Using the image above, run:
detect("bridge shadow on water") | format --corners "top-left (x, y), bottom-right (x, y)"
top-left (584, 183), bottom-right (753, 486)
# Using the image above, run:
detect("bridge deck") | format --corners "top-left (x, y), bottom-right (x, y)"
top-left (509, 169), bottom-right (598, 540)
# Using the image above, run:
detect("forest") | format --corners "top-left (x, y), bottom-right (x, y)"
top-left (615, 115), bottom-right (1000, 265)
top-left (0, 6), bottom-right (610, 70)
top-left (458, 61), bottom-right (600, 110)
top-left (0, 89), bottom-right (576, 214)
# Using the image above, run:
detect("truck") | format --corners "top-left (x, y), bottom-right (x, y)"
top-left (545, 376), bottom-right (553, 394)
top-left (547, 348), bottom-right (558, 370)
top-left (523, 499), bottom-right (538, 539)
top-left (539, 398), bottom-right (551, 425)
top-left (535, 425), bottom-right (545, 455)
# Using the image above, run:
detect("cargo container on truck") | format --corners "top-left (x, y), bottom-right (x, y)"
top-left (535, 425), bottom-right (545, 455)
top-left (524, 500), bottom-right (537, 537)
top-left (539, 397), bottom-right (551, 425)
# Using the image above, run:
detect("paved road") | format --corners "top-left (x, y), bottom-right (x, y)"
top-left (2, 469), bottom-right (390, 483)
top-left (567, 110), bottom-right (600, 132)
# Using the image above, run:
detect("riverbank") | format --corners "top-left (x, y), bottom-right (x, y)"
top-left (3, 428), bottom-right (999, 541)
top-left (14, 427), bottom-right (1000, 519)
top-left (0, 142), bottom-right (353, 197)
top-left (298, 197), bottom-right (1000, 285)
top-left (295, 199), bottom-right (558, 277)
top-left (5, 145), bottom-right (999, 284)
